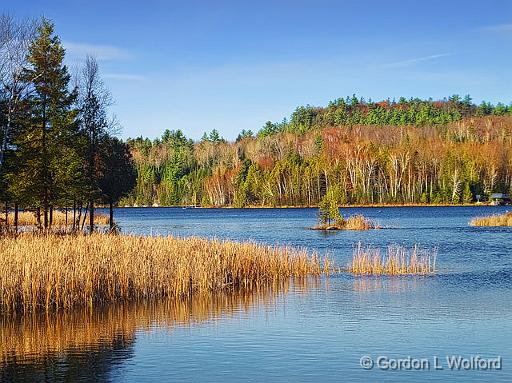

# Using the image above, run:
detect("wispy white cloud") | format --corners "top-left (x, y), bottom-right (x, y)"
top-left (63, 41), bottom-right (133, 61)
top-left (481, 23), bottom-right (512, 33)
top-left (381, 53), bottom-right (454, 68)
top-left (103, 73), bottom-right (145, 81)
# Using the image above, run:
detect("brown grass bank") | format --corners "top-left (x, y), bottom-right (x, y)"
top-left (0, 233), bottom-right (327, 313)
top-left (470, 212), bottom-right (512, 227)
top-left (2, 210), bottom-right (110, 226)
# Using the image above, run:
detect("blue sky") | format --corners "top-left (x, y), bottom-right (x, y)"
top-left (6, 0), bottom-right (512, 140)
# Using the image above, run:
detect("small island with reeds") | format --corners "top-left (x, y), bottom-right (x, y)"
top-left (470, 211), bottom-right (512, 227)
top-left (312, 214), bottom-right (375, 231)
top-left (311, 190), bottom-right (376, 230)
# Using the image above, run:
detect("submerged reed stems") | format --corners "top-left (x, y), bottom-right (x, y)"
top-left (348, 242), bottom-right (437, 275)
top-left (0, 233), bottom-right (326, 313)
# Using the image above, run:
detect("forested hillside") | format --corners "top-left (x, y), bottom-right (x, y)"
top-left (124, 97), bottom-right (512, 207)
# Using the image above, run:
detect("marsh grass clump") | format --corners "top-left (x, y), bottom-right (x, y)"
top-left (338, 215), bottom-right (376, 230)
top-left (348, 242), bottom-right (437, 275)
top-left (470, 212), bottom-right (512, 227)
top-left (313, 215), bottom-right (376, 231)
top-left (3, 210), bottom-right (110, 226)
top-left (0, 233), bottom-right (327, 313)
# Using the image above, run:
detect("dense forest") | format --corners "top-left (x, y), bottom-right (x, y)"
top-left (0, 16), bottom-right (135, 231)
top-left (2, 17), bottom-right (512, 214)
top-left (125, 97), bottom-right (512, 207)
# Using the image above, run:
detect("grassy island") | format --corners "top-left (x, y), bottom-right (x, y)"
top-left (470, 212), bottom-right (512, 227)
top-left (312, 189), bottom-right (376, 230)
top-left (312, 214), bottom-right (376, 231)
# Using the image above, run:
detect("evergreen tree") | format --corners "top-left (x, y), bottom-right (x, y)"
top-left (208, 129), bottom-right (223, 143)
top-left (463, 183), bottom-right (473, 204)
top-left (98, 137), bottom-right (136, 230)
top-left (236, 129), bottom-right (253, 142)
top-left (318, 190), bottom-right (343, 226)
top-left (12, 19), bottom-right (78, 229)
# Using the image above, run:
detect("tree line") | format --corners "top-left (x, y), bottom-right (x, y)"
top-left (126, 112), bottom-right (512, 207)
top-left (3, 16), bottom-right (512, 216)
top-left (256, 95), bottom-right (511, 137)
top-left (0, 16), bottom-right (135, 232)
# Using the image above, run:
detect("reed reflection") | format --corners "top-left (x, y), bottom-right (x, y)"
top-left (0, 277), bottom-right (318, 382)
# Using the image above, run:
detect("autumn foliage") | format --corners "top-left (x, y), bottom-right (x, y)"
top-left (126, 114), bottom-right (512, 207)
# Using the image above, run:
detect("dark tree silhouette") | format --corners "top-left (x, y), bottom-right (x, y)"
top-left (77, 55), bottom-right (115, 233)
top-left (98, 137), bottom-right (136, 230)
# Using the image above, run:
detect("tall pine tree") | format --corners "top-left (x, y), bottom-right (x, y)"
top-left (12, 19), bottom-right (79, 229)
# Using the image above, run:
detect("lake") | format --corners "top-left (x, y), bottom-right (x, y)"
top-left (2, 206), bottom-right (511, 382)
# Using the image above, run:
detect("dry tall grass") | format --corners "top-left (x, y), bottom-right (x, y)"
top-left (2, 210), bottom-right (110, 226)
top-left (348, 242), bottom-right (437, 275)
top-left (0, 233), bottom-right (327, 313)
top-left (340, 215), bottom-right (376, 230)
top-left (313, 214), bottom-right (376, 231)
top-left (470, 211), bottom-right (512, 227)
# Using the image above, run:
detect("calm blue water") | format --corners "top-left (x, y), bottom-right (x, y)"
top-left (2, 206), bottom-right (512, 382)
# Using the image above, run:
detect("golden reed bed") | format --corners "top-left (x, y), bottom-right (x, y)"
top-left (348, 242), bottom-right (437, 275)
top-left (1, 210), bottom-right (110, 226)
top-left (470, 211), bottom-right (512, 227)
top-left (0, 234), bottom-right (326, 313)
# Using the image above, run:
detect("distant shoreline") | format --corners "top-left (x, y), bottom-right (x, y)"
top-left (116, 203), bottom-right (503, 209)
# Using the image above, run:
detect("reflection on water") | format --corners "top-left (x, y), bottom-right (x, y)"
top-left (0, 278), bottom-right (319, 382)
top-left (2, 207), bottom-right (512, 382)
top-left (352, 275), bottom-right (426, 293)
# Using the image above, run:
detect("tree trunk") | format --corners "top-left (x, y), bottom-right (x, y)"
top-left (109, 200), bottom-right (114, 231)
top-left (81, 203), bottom-right (88, 231)
top-left (4, 201), bottom-right (7, 228)
top-left (72, 201), bottom-right (76, 231)
top-left (14, 203), bottom-right (18, 234)
top-left (42, 93), bottom-right (49, 230)
top-left (76, 203), bottom-right (82, 231)
top-left (89, 200), bottom-right (94, 234)
top-left (36, 207), bottom-right (41, 229)
top-left (49, 206), bottom-right (53, 227)
top-left (43, 204), bottom-right (48, 230)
